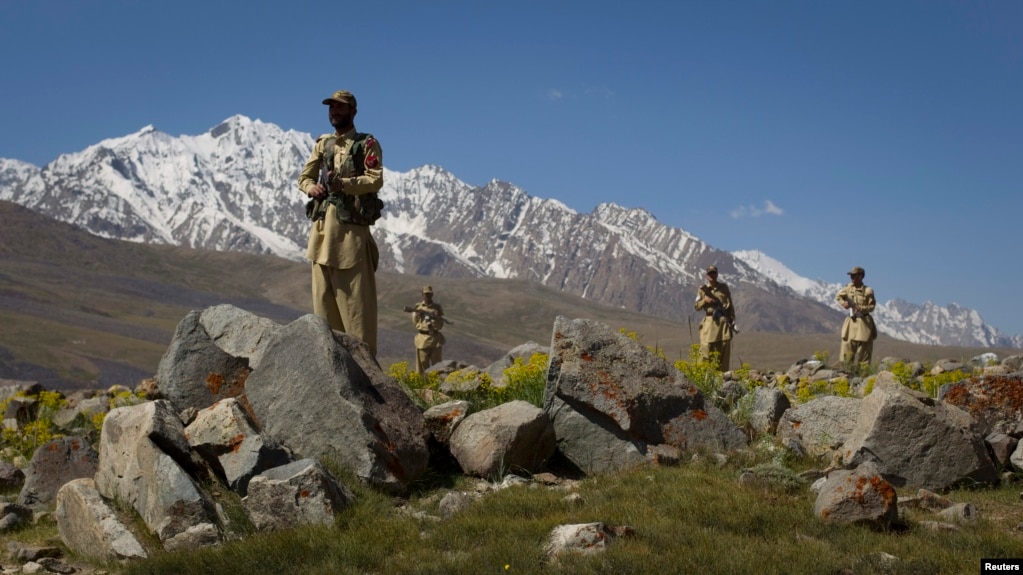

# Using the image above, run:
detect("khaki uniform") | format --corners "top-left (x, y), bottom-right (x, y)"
top-left (298, 127), bottom-right (383, 355)
top-left (694, 282), bottom-right (735, 370)
top-left (412, 301), bottom-right (446, 374)
top-left (836, 283), bottom-right (877, 365)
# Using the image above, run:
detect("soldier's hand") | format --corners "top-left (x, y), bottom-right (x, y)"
top-left (308, 183), bottom-right (327, 200)
top-left (703, 296), bottom-right (716, 305)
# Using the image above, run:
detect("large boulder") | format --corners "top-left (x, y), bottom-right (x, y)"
top-left (449, 400), bottom-right (555, 477)
top-left (243, 314), bottom-right (430, 493)
top-left (776, 395), bottom-right (862, 459)
top-left (939, 373), bottom-right (1023, 436)
top-left (198, 304), bottom-right (283, 371)
top-left (843, 374), bottom-right (998, 490)
top-left (94, 400), bottom-right (221, 550)
top-left (155, 310), bottom-right (251, 413)
top-left (543, 317), bottom-right (747, 475)
top-left (18, 436), bottom-right (99, 507)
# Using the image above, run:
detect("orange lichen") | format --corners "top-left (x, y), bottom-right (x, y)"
top-left (870, 475), bottom-right (897, 505)
top-left (692, 409), bottom-right (707, 421)
top-left (206, 373), bottom-right (226, 394)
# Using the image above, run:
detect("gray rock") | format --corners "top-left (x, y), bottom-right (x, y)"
top-left (483, 341), bottom-right (550, 387)
top-left (155, 309), bottom-right (252, 413)
top-left (0, 502), bottom-right (32, 532)
top-left (544, 317), bottom-right (746, 476)
top-left (844, 374), bottom-right (998, 490)
top-left (423, 400), bottom-right (470, 445)
top-left (438, 491), bottom-right (478, 519)
top-left (937, 502), bottom-right (978, 523)
top-left (449, 400), bottom-right (555, 477)
top-left (18, 436), bottom-right (99, 508)
top-left (199, 304), bottom-right (283, 371)
top-left (544, 522), bottom-right (634, 561)
top-left (1002, 355), bottom-right (1023, 373)
top-left (749, 387), bottom-right (791, 435)
top-left (185, 398), bottom-right (291, 496)
top-left (94, 400), bottom-right (221, 548)
top-left (0, 460), bottom-right (25, 490)
top-left (55, 478), bottom-right (147, 560)
top-left (1009, 440), bottom-right (1023, 472)
top-left (243, 459), bottom-right (354, 532)
top-left (3, 396), bottom-right (38, 431)
top-left (931, 359), bottom-right (965, 375)
top-left (244, 314), bottom-right (430, 493)
top-left (776, 395), bottom-right (862, 459)
top-left (939, 373), bottom-right (1023, 436)
top-left (814, 462), bottom-right (898, 526)
top-left (986, 432), bottom-right (1019, 467)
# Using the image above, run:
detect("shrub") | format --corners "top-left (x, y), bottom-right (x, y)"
top-left (389, 354), bottom-right (549, 413)
top-left (0, 390), bottom-right (67, 462)
top-left (675, 344), bottom-right (722, 398)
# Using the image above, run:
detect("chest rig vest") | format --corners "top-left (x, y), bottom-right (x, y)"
top-left (305, 132), bottom-right (384, 225)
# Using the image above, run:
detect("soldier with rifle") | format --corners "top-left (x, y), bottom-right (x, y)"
top-left (836, 266), bottom-right (877, 367)
top-left (406, 285), bottom-right (447, 375)
top-left (694, 265), bottom-right (736, 371)
top-left (297, 89), bottom-right (384, 356)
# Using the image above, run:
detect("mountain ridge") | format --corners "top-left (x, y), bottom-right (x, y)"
top-left (3, 199), bottom-right (1017, 390)
top-left (0, 116), bottom-right (1017, 349)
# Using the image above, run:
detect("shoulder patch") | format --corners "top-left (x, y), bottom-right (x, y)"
top-left (365, 153), bottom-right (379, 169)
top-left (365, 136), bottom-right (377, 149)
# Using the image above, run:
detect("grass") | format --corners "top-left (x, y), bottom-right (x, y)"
top-left (100, 458), bottom-right (1023, 575)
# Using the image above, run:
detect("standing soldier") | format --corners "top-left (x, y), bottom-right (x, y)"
top-left (412, 285), bottom-right (446, 375)
top-left (836, 266), bottom-right (877, 367)
top-left (694, 265), bottom-right (736, 370)
top-left (297, 89), bottom-right (384, 355)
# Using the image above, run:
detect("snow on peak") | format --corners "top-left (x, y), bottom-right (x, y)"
top-left (733, 249), bottom-right (828, 296)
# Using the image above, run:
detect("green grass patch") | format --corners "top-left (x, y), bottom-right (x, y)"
top-left (114, 461), bottom-right (1023, 575)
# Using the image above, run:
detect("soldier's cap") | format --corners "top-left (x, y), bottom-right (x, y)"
top-left (422, 285), bottom-right (433, 294)
top-left (322, 90), bottom-right (357, 108)
top-left (705, 265), bottom-right (718, 274)
top-left (848, 266), bottom-right (865, 276)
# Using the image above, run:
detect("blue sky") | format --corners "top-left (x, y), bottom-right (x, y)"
top-left (2, 1), bottom-right (1022, 337)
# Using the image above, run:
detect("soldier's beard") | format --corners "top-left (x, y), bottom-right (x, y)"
top-left (330, 114), bottom-right (354, 132)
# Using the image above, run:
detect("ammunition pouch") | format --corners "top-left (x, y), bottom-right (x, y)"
top-left (305, 191), bottom-right (384, 225)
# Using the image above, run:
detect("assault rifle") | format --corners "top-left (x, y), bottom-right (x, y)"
top-left (840, 294), bottom-right (862, 319)
top-left (305, 144), bottom-right (335, 221)
top-left (403, 306), bottom-right (452, 326)
top-left (699, 285), bottom-right (739, 334)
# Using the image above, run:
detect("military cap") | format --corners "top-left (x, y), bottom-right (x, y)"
top-left (705, 265), bottom-right (718, 274)
top-left (322, 90), bottom-right (357, 108)
top-left (847, 266), bottom-right (865, 276)
top-left (422, 285), bottom-right (433, 294)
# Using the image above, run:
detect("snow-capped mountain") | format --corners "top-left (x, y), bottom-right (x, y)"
top-left (0, 116), bottom-right (1017, 348)
top-left (734, 249), bottom-right (1023, 348)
